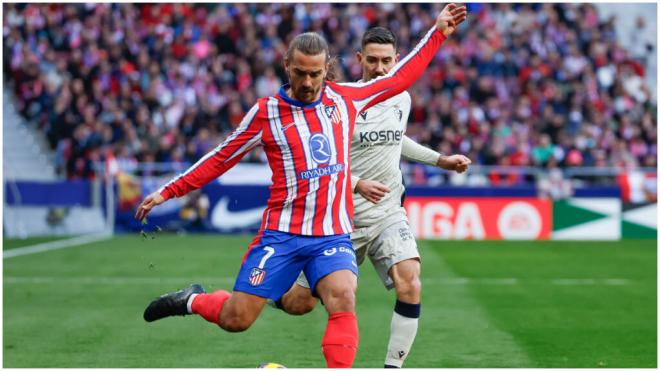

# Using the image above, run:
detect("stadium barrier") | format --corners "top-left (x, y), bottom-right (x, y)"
top-left (4, 163), bottom-right (655, 240)
top-left (109, 163), bottom-right (654, 240)
top-left (3, 178), bottom-right (111, 238)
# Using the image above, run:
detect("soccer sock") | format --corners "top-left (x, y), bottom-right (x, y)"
top-left (189, 290), bottom-right (231, 325)
top-left (384, 300), bottom-right (420, 368)
top-left (321, 312), bottom-right (359, 368)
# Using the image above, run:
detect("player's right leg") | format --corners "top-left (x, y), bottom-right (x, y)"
top-left (143, 230), bottom-right (305, 332)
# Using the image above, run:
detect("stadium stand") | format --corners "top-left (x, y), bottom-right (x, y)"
top-left (3, 3), bottom-right (656, 182)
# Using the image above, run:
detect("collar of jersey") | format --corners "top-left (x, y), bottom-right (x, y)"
top-left (278, 84), bottom-right (323, 108)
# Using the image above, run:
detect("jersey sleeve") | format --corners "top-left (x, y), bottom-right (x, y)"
top-left (336, 26), bottom-right (446, 115)
top-left (159, 103), bottom-right (263, 200)
top-left (350, 174), bottom-right (361, 192)
top-left (401, 136), bottom-right (441, 166)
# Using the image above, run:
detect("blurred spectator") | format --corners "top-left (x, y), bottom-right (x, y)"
top-left (2, 3), bottom-right (656, 182)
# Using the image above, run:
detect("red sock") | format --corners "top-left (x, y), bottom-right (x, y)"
top-left (321, 312), bottom-right (359, 368)
top-left (191, 290), bottom-right (231, 325)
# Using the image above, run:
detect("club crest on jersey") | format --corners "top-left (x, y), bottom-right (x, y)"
top-left (309, 133), bottom-right (331, 164)
top-left (395, 108), bottom-right (403, 122)
top-left (249, 267), bottom-right (266, 286)
top-left (325, 104), bottom-right (342, 125)
top-left (359, 111), bottom-right (368, 120)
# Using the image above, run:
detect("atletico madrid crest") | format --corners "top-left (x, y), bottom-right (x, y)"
top-left (325, 104), bottom-right (342, 125)
top-left (249, 267), bottom-right (266, 286)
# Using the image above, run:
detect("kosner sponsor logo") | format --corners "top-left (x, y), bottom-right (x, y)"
top-left (358, 130), bottom-right (403, 144)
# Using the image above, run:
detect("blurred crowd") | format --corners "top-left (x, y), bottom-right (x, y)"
top-left (3, 3), bottom-right (657, 180)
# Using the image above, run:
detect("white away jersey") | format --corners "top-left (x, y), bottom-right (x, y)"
top-left (351, 91), bottom-right (411, 227)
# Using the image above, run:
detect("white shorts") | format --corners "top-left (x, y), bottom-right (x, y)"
top-left (296, 212), bottom-right (419, 290)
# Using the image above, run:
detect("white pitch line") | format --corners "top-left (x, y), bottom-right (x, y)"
top-left (551, 278), bottom-right (631, 286)
top-left (3, 233), bottom-right (112, 259)
top-left (423, 278), bottom-right (631, 286)
top-left (3, 276), bottom-right (236, 285)
top-left (3, 276), bottom-right (632, 286)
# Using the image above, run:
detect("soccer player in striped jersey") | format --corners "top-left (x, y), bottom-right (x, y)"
top-left (274, 27), bottom-right (471, 368)
top-left (136, 4), bottom-right (467, 368)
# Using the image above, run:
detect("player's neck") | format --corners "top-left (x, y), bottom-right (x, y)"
top-left (282, 85), bottom-right (324, 107)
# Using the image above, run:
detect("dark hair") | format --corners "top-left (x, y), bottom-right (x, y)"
top-left (285, 32), bottom-right (339, 82)
top-left (361, 27), bottom-right (397, 50)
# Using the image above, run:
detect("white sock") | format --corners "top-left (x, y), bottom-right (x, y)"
top-left (186, 293), bottom-right (199, 314)
top-left (384, 311), bottom-right (419, 367)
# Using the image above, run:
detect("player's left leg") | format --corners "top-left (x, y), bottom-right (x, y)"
top-left (275, 226), bottom-right (370, 316)
top-left (365, 216), bottom-right (421, 368)
top-left (315, 269), bottom-right (359, 368)
top-left (385, 258), bottom-right (421, 368)
top-left (304, 234), bottom-right (360, 368)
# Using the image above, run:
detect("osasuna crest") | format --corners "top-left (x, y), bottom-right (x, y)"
top-left (394, 106), bottom-right (403, 122)
top-left (325, 104), bottom-right (342, 125)
top-left (249, 267), bottom-right (266, 286)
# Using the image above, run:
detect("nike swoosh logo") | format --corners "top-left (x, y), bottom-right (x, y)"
top-left (281, 123), bottom-right (296, 131)
top-left (211, 197), bottom-right (265, 230)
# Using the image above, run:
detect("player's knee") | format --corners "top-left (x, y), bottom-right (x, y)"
top-left (219, 313), bottom-right (254, 332)
top-left (284, 296), bottom-right (317, 315)
top-left (324, 286), bottom-right (356, 312)
top-left (395, 275), bottom-right (421, 299)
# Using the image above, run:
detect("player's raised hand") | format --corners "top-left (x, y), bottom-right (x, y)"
top-left (437, 154), bottom-right (472, 173)
top-left (135, 191), bottom-right (166, 221)
top-left (355, 179), bottom-right (391, 204)
top-left (436, 3), bottom-right (468, 37)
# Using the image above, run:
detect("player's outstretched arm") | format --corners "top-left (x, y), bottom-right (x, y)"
top-left (437, 154), bottom-right (471, 173)
top-left (134, 103), bottom-right (263, 221)
top-left (436, 3), bottom-right (468, 37)
top-left (337, 3), bottom-right (467, 114)
top-left (401, 136), bottom-right (471, 173)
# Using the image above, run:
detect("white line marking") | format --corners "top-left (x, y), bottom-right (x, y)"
top-left (4, 276), bottom-right (235, 285)
top-left (551, 278), bottom-right (632, 286)
top-left (423, 278), bottom-right (631, 286)
top-left (3, 233), bottom-right (112, 259)
top-left (3, 276), bottom-right (631, 286)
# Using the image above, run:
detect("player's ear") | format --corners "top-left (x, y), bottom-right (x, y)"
top-left (322, 65), bottom-right (328, 81)
top-left (395, 52), bottom-right (401, 63)
top-left (356, 51), bottom-right (363, 64)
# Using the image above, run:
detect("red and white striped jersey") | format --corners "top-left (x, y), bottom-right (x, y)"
top-left (159, 26), bottom-right (446, 236)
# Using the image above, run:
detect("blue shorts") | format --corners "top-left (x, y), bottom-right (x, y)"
top-left (234, 230), bottom-right (358, 300)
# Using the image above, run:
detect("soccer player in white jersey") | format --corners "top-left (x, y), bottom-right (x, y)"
top-left (273, 27), bottom-right (471, 368)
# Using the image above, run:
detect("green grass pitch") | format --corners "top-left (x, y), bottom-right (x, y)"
top-left (3, 235), bottom-right (656, 367)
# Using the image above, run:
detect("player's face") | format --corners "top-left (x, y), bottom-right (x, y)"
top-left (357, 43), bottom-right (399, 82)
top-left (284, 50), bottom-right (328, 104)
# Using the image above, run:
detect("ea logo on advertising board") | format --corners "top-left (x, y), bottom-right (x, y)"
top-left (309, 133), bottom-right (331, 164)
top-left (497, 202), bottom-right (542, 239)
